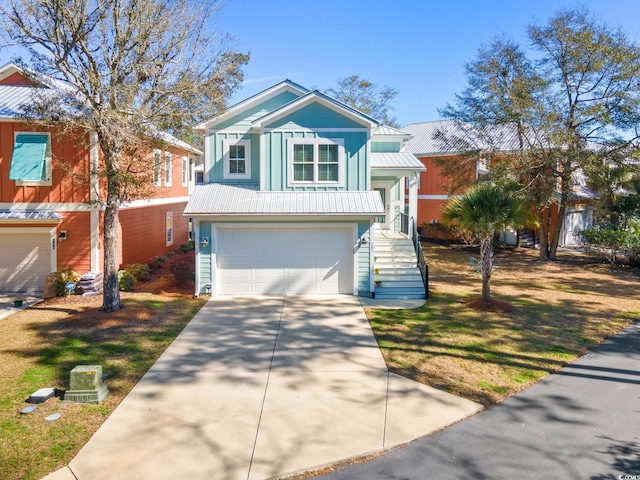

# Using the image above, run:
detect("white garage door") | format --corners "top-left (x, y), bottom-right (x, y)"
top-left (0, 231), bottom-right (53, 293)
top-left (217, 227), bottom-right (354, 295)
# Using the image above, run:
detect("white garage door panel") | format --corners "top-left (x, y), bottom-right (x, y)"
top-left (0, 233), bottom-right (52, 293)
top-left (217, 227), bottom-right (354, 295)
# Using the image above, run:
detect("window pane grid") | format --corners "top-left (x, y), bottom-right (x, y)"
top-left (291, 141), bottom-right (340, 184)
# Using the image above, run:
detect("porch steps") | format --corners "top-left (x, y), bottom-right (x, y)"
top-left (374, 234), bottom-right (426, 300)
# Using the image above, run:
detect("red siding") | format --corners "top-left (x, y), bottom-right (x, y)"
top-left (118, 202), bottom-right (189, 267)
top-left (0, 71), bottom-right (35, 86)
top-left (56, 212), bottom-right (92, 273)
top-left (0, 122), bottom-right (91, 203)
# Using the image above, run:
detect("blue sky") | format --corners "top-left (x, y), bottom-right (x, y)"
top-left (216, 0), bottom-right (640, 127)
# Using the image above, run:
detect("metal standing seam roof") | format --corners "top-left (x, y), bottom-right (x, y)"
top-left (0, 209), bottom-right (63, 221)
top-left (371, 152), bottom-right (426, 170)
top-left (184, 183), bottom-right (384, 216)
top-left (0, 85), bottom-right (51, 118)
top-left (402, 119), bottom-right (527, 155)
top-left (372, 125), bottom-right (413, 138)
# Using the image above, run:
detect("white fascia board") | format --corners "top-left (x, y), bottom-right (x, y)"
top-left (0, 63), bottom-right (23, 82)
top-left (194, 81), bottom-right (309, 131)
top-left (184, 214), bottom-right (380, 221)
top-left (252, 93), bottom-right (377, 130)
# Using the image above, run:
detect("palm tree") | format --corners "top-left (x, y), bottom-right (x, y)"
top-left (442, 185), bottom-right (529, 301)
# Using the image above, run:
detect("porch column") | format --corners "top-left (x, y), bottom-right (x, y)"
top-left (408, 172), bottom-right (419, 238)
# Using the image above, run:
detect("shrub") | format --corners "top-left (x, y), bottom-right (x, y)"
top-left (166, 251), bottom-right (195, 286)
top-left (118, 270), bottom-right (136, 291)
top-left (179, 240), bottom-right (195, 253)
top-left (53, 269), bottom-right (81, 297)
top-left (122, 263), bottom-right (151, 282)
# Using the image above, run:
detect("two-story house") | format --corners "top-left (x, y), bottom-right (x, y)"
top-left (184, 80), bottom-right (426, 299)
top-left (0, 63), bottom-right (202, 294)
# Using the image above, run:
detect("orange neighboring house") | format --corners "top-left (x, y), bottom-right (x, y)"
top-left (0, 63), bottom-right (202, 294)
top-left (402, 119), bottom-right (597, 246)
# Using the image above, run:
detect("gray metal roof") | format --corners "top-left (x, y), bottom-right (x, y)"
top-left (372, 125), bottom-right (412, 137)
top-left (403, 120), bottom-right (526, 155)
top-left (0, 209), bottom-right (63, 221)
top-left (0, 85), bottom-right (46, 118)
top-left (184, 183), bottom-right (384, 216)
top-left (371, 152), bottom-right (425, 171)
top-left (402, 120), bottom-right (480, 155)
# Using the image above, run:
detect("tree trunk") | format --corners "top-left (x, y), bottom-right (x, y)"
top-left (549, 188), bottom-right (569, 261)
top-left (100, 145), bottom-right (124, 313)
top-left (538, 207), bottom-right (551, 260)
top-left (480, 234), bottom-right (493, 302)
top-left (101, 203), bottom-right (123, 312)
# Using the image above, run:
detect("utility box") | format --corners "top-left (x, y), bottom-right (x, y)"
top-left (63, 365), bottom-right (109, 404)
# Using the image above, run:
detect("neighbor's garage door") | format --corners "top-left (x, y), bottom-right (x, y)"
top-left (0, 232), bottom-right (52, 293)
top-left (217, 227), bottom-right (354, 295)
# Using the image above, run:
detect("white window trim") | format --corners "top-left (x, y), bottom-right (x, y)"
top-left (287, 137), bottom-right (345, 187)
top-left (164, 152), bottom-right (172, 186)
top-left (153, 150), bottom-right (162, 186)
top-left (14, 131), bottom-right (53, 187)
top-left (166, 211), bottom-right (174, 246)
top-left (181, 156), bottom-right (188, 186)
top-left (222, 139), bottom-right (251, 180)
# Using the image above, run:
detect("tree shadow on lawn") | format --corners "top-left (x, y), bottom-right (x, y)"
top-left (372, 286), bottom-right (638, 406)
top-left (4, 295), bottom-right (203, 394)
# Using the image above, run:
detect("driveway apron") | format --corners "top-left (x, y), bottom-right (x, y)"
top-left (63, 295), bottom-right (481, 480)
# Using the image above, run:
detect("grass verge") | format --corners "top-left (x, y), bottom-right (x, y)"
top-left (0, 290), bottom-right (207, 480)
top-left (368, 242), bottom-right (639, 407)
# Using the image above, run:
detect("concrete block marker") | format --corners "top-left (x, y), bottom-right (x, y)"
top-left (28, 387), bottom-right (56, 404)
top-left (63, 365), bottom-right (109, 404)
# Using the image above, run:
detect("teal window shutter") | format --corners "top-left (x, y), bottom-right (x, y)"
top-left (9, 134), bottom-right (49, 181)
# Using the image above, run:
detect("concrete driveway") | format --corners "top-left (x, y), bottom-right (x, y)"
top-left (47, 295), bottom-right (481, 480)
top-left (316, 321), bottom-right (640, 480)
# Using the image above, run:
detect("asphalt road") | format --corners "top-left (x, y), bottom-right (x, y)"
top-left (316, 322), bottom-right (640, 480)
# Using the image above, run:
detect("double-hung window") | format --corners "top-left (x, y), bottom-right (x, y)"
top-left (9, 132), bottom-right (52, 186)
top-left (164, 152), bottom-right (172, 186)
top-left (288, 138), bottom-right (343, 186)
top-left (181, 156), bottom-right (188, 186)
top-left (153, 150), bottom-right (162, 186)
top-left (166, 211), bottom-right (173, 246)
top-left (223, 139), bottom-right (251, 179)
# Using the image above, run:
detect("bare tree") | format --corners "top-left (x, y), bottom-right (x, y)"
top-left (1, 0), bottom-right (249, 311)
top-left (327, 75), bottom-right (399, 127)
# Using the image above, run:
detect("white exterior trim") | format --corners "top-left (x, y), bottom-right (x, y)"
top-left (264, 127), bottom-right (368, 133)
top-left (121, 197), bottom-right (190, 209)
top-left (164, 152), bottom-right (172, 186)
top-left (286, 137), bottom-right (345, 187)
top-left (13, 131), bottom-right (52, 187)
top-left (222, 138), bottom-right (251, 180)
top-left (418, 194), bottom-right (449, 200)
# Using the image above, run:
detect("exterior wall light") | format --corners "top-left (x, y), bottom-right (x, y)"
top-left (200, 236), bottom-right (209, 248)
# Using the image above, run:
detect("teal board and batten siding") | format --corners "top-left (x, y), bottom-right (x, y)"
top-left (266, 103), bottom-right (367, 130)
top-left (371, 141), bottom-right (402, 153)
top-left (356, 220), bottom-right (373, 296)
top-left (197, 222), bottom-right (213, 293)
top-left (263, 131), bottom-right (368, 191)
top-left (206, 132), bottom-right (259, 183)
top-left (212, 91), bottom-right (301, 131)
